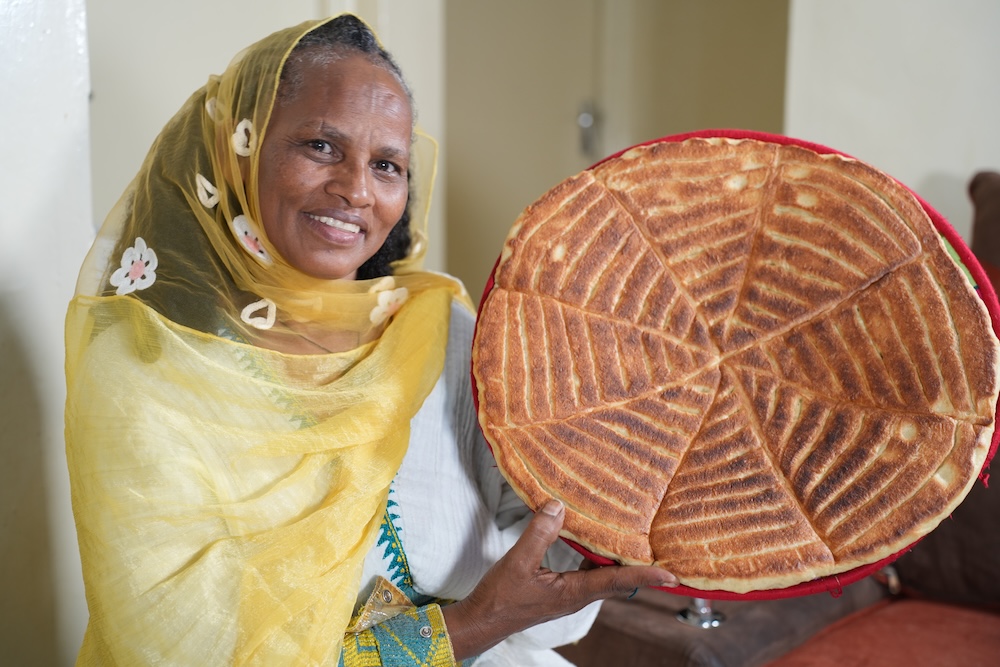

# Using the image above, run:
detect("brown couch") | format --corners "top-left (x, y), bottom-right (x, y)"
top-left (556, 172), bottom-right (1000, 667)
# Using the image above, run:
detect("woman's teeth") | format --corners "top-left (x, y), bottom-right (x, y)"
top-left (307, 213), bottom-right (360, 234)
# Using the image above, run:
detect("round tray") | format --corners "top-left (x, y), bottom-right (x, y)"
top-left (472, 128), bottom-right (1000, 600)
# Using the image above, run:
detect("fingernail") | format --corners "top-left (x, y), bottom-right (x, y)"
top-left (660, 572), bottom-right (679, 588)
top-left (541, 499), bottom-right (564, 516)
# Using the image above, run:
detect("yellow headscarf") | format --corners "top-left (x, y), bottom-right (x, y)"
top-left (66, 15), bottom-right (468, 665)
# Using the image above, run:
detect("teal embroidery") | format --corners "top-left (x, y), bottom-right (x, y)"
top-left (377, 493), bottom-right (421, 602)
top-left (370, 607), bottom-right (456, 666)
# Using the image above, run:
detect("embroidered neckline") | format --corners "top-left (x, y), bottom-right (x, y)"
top-left (377, 495), bottom-right (419, 601)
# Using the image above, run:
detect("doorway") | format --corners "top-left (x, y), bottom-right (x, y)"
top-left (444, 0), bottom-right (789, 301)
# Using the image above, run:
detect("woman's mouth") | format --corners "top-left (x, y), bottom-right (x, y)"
top-left (306, 212), bottom-right (361, 234)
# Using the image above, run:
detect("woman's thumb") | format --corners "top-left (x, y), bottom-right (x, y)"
top-left (511, 499), bottom-right (565, 561)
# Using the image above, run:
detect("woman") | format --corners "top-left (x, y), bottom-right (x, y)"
top-left (65, 14), bottom-right (675, 666)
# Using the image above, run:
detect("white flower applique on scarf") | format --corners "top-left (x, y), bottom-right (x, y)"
top-left (196, 173), bottom-right (219, 209)
top-left (231, 215), bottom-right (272, 266)
top-left (109, 237), bottom-right (158, 296)
top-left (241, 298), bottom-right (276, 330)
top-left (232, 118), bottom-right (256, 157)
top-left (205, 96), bottom-right (222, 122)
top-left (368, 277), bottom-right (409, 325)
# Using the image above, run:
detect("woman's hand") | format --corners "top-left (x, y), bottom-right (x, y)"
top-left (441, 499), bottom-right (677, 660)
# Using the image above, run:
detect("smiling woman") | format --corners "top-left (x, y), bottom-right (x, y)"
top-left (63, 13), bottom-right (673, 667)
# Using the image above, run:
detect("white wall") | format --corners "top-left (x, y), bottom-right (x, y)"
top-left (785, 0), bottom-right (1000, 242)
top-left (0, 0), bottom-right (93, 663)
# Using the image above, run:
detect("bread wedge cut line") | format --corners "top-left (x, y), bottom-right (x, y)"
top-left (472, 137), bottom-right (1000, 593)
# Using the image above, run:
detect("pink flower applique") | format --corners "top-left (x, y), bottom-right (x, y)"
top-left (109, 237), bottom-right (157, 296)
top-left (231, 215), bottom-right (272, 265)
top-left (369, 281), bottom-right (409, 325)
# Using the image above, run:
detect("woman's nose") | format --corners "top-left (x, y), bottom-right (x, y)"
top-left (327, 160), bottom-right (373, 208)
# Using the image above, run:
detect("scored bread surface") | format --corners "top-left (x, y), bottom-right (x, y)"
top-left (471, 137), bottom-right (1000, 593)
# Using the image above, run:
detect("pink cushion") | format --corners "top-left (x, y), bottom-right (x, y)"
top-left (765, 599), bottom-right (1000, 666)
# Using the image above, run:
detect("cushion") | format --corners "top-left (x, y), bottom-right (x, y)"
top-left (764, 599), bottom-right (1000, 666)
top-left (891, 460), bottom-right (1000, 609)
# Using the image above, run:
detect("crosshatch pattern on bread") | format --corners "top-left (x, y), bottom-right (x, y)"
top-left (472, 137), bottom-right (1000, 593)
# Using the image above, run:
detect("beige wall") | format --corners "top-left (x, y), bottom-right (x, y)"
top-left (444, 0), bottom-right (789, 301)
top-left (785, 0), bottom-right (1000, 242)
top-left (444, 0), bottom-right (604, 301)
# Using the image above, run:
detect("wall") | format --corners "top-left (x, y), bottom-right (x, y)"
top-left (444, 0), bottom-right (789, 301)
top-left (0, 0), bottom-right (93, 664)
top-left (444, 0), bottom-right (605, 300)
top-left (615, 0), bottom-right (789, 145)
top-left (785, 0), bottom-right (1000, 241)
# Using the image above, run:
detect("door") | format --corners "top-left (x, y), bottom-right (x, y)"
top-left (445, 0), bottom-right (603, 302)
top-left (444, 0), bottom-right (789, 302)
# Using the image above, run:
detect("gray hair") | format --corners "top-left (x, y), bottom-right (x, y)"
top-left (278, 14), bottom-right (416, 124)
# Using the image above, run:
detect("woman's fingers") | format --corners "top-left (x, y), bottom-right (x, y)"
top-left (564, 562), bottom-right (678, 602)
top-left (502, 499), bottom-right (565, 569)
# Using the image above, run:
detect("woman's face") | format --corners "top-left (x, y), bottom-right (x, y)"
top-left (257, 53), bottom-right (412, 280)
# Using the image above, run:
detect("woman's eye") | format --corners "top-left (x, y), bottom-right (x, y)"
top-left (308, 140), bottom-right (333, 154)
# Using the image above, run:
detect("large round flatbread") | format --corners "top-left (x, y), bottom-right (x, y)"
top-left (472, 137), bottom-right (1000, 593)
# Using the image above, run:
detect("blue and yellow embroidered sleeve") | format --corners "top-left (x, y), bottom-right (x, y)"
top-left (338, 577), bottom-right (476, 667)
top-left (340, 603), bottom-right (471, 667)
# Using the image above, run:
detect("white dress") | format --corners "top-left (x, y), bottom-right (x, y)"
top-left (356, 302), bottom-right (601, 666)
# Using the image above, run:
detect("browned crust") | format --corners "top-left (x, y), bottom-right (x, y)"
top-left (471, 138), bottom-right (1000, 592)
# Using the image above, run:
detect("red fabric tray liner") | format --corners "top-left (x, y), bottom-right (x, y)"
top-left (470, 128), bottom-right (1000, 601)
